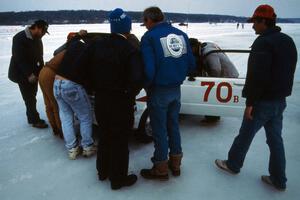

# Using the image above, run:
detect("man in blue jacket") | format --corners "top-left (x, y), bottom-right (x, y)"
top-left (215, 5), bottom-right (297, 191)
top-left (140, 7), bottom-right (196, 180)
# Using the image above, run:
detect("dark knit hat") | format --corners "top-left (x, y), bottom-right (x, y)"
top-left (109, 8), bottom-right (132, 34)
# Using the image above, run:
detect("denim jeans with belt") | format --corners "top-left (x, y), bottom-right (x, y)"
top-left (147, 86), bottom-right (182, 163)
top-left (226, 98), bottom-right (287, 188)
top-left (54, 79), bottom-right (93, 150)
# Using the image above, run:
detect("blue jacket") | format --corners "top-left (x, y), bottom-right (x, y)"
top-left (141, 22), bottom-right (196, 87)
top-left (242, 26), bottom-right (297, 106)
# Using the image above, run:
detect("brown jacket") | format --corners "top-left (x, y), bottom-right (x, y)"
top-left (44, 50), bottom-right (66, 73)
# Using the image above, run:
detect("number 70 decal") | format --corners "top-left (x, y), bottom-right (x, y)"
top-left (201, 81), bottom-right (239, 103)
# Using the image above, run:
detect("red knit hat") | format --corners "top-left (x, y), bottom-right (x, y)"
top-left (247, 4), bottom-right (277, 22)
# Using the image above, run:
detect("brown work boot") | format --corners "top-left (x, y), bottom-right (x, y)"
top-left (140, 161), bottom-right (169, 181)
top-left (169, 153), bottom-right (183, 176)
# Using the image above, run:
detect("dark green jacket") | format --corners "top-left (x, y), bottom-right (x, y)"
top-left (8, 28), bottom-right (44, 83)
top-left (242, 26), bottom-right (297, 106)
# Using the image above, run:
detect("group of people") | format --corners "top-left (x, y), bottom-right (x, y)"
top-left (237, 22), bottom-right (245, 29)
top-left (8, 5), bottom-right (297, 191)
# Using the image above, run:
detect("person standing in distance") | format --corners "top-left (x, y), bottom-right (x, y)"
top-left (140, 7), bottom-right (196, 180)
top-left (215, 4), bottom-right (297, 191)
top-left (8, 20), bottom-right (49, 128)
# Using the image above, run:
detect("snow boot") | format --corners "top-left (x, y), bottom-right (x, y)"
top-left (82, 144), bottom-right (97, 157)
top-left (140, 161), bottom-right (169, 180)
top-left (169, 154), bottom-right (183, 176)
top-left (68, 146), bottom-right (81, 160)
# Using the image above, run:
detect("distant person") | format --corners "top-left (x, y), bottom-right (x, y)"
top-left (77, 8), bottom-right (144, 190)
top-left (237, 22), bottom-right (240, 29)
top-left (8, 20), bottom-right (49, 129)
top-left (189, 38), bottom-right (239, 122)
top-left (242, 23), bottom-right (245, 29)
top-left (215, 4), bottom-right (297, 191)
top-left (39, 30), bottom-right (87, 138)
top-left (54, 30), bottom-right (96, 160)
top-left (140, 7), bottom-right (196, 180)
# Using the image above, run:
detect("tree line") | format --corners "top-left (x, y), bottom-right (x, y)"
top-left (0, 10), bottom-right (296, 25)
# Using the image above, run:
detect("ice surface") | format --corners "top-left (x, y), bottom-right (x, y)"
top-left (0, 23), bottom-right (300, 200)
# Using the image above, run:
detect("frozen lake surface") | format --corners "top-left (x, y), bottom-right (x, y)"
top-left (0, 23), bottom-right (300, 200)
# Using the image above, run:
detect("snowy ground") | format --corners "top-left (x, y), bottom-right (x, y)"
top-left (0, 23), bottom-right (300, 200)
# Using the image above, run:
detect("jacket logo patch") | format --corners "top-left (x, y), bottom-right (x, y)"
top-left (160, 34), bottom-right (186, 58)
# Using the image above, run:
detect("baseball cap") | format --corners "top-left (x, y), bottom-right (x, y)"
top-left (33, 19), bottom-right (49, 34)
top-left (247, 4), bottom-right (277, 23)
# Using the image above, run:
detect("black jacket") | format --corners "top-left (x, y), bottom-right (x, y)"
top-left (78, 34), bottom-right (144, 98)
top-left (242, 26), bottom-right (298, 106)
top-left (56, 36), bottom-right (90, 86)
top-left (8, 28), bottom-right (44, 83)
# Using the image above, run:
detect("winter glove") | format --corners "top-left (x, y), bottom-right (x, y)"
top-left (28, 73), bottom-right (38, 83)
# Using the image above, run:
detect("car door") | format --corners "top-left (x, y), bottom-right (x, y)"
top-left (180, 77), bottom-right (245, 117)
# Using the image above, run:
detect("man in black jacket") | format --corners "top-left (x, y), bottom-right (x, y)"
top-left (8, 20), bottom-right (49, 128)
top-left (78, 8), bottom-right (144, 190)
top-left (215, 5), bottom-right (297, 191)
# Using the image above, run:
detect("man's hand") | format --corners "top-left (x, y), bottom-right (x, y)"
top-left (244, 106), bottom-right (253, 120)
top-left (28, 73), bottom-right (38, 83)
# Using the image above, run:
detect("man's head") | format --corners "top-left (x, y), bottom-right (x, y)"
top-left (109, 8), bottom-right (132, 34)
top-left (247, 4), bottom-right (277, 34)
top-left (143, 7), bottom-right (164, 30)
top-left (189, 38), bottom-right (201, 56)
top-left (29, 20), bottom-right (49, 38)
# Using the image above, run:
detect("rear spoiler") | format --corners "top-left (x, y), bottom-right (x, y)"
top-left (203, 49), bottom-right (251, 58)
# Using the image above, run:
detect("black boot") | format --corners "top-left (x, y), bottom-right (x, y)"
top-left (111, 174), bottom-right (138, 190)
top-left (32, 119), bottom-right (48, 129)
top-left (98, 173), bottom-right (108, 181)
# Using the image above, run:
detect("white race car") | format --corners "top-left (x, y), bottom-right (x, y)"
top-left (135, 74), bottom-right (246, 139)
top-left (134, 49), bottom-right (250, 139)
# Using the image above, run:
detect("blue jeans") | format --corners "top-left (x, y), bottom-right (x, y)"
top-left (227, 98), bottom-right (287, 188)
top-left (54, 80), bottom-right (93, 150)
top-left (147, 86), bottom-right (182, 163)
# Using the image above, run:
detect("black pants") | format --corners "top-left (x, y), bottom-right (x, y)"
top-left (18, 81), bottom-right (40, 124)
top-left (95, 92), bottom-right (134, 183)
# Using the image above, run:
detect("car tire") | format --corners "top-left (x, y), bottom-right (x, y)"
top-left (135, 108), bottom-right (153, 143)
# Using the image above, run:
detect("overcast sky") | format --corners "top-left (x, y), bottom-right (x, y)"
top-left (0, 0), bottom-right (299, 18)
